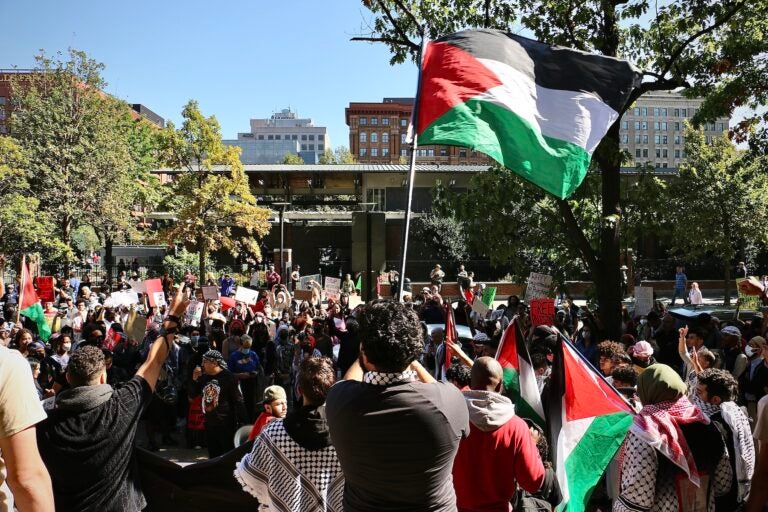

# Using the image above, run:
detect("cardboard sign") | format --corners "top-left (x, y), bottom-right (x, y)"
top-left (129, 279), bottom-right (146, 294)
top-left (201, 286), bottom-right (219, 301)
top-left (634, 286), bottom-right (654, 317)
top-left (37, 276), bottom-right (55, 302)
top-left (144, 279), bottom-right (166, 308)
top-left (472, 297), bottom-right (489, 317)
top-left (736, 278), bottom-right (762, 311)
top-left (324, 276), bottom-right (341, 301)
top-left (482, 287), bottom-right (497, 307)
top-left (234, 286), bottom-right (260, 306)
top-left (299, 274), bottom-right (321, 290)
top-left (185, 301), bottom-right (204, 327)
top-left (125, 310), bottom-right (147, 343)
top-left (530, 298), bottom-right (555, 327)
top-left (294, 289), bottom-right (313, 301)
top-left (524, 272), bottom-right (553, 302)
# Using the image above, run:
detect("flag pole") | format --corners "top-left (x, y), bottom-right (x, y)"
top-left (16, 254), bottom-right (25, 324)
top-left (397, 29), bottom-right (428, 302)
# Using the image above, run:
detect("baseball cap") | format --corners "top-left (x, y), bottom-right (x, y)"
top-left (263, 385), bottom-right (286, 404)
top-left (721, 325), bottom-right (741, 337)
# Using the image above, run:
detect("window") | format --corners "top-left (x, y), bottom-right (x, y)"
top-left (662, 135), bottom-right (668, 144)
top-left (662, 149), bottom-right (668, 158)
top-left (641, 107), bottom-right (648, 116)
top-left (318, 134), bottom-right (325, 141)
top-left (641, 121), bottom-right (648, 130)
top-left (674, 108), bottom-right (679, 117)
top-left (654, 122), bottom-right (660, 130)
top-left (642, 149), bottom-right (648, 157)
top-left (656, 149), bottom-right (661, 158)
top-left (257, 135), bottom-right (264, 140)
top-left (301, 144), bottom-right (307, 150)
top-left (654, 135), bottom-right (661, 144)
top-left (656, 162), bottom-right (662, 168)
top-left (267, 135), bottom-right (274, 140)
top-left (634, 135), bottom-right (641, 143)
top-left (382, 118), bottom-right (389, 125)
top-left (662, 162), bottom-right (668, 168)
top-left (674, 135), bottom-right (681, 144)
top-left (370, 117), bottom-right (378, 125)
top-left (359, 132), bottom-right (367, 142)
top-left (635, 148), bottom-right (641, 157)
top-left (318, 144), bottom-right (324, 151)
top-left (360, 117), bottom-right (367, 125)
top-left (634, 107), bottom-right (640, 116)
top-left (661, 122), bottom-right (667, 131)
top-left (371, 148), bottom-right (378, 156)
top-left (401, 134), bottom-right (406, 143)
top-left (622, 121), bottom-right (628, 129)
top-left (382, 148), bottom-right (390, 156)
top-left (634, 121), bottom-right (641, 129)
top-left (621, 134), bottom-right (628, 143)
top-left (654, 108), bottom-right (660, 117)
top-left (719, 123), bottom-right (726, 131)
top-left (0, 96), bottom-right (6, 105)
top-left (371, 132), bottom-right (378, 143)
top-left (309, 144), bottom-right (315, 150)
top-left (359, 148), bottom-right (367, 156)
top-left (675, 122), bottom-right (680, 131)
top-left (400, 149), bottom-right (408, 156)
top-left (428, 149), bottom-right (435, 157)
top-left (643, 135), bottom-right (649, 144)
top-left (681, 108), bottom-right (687, 117)
top-left (675, 149), bottom-right (681, 158)
top-left (661, 108), bottom-right (667, 116)
top-left (400, 119), bottom-right (407, 127)
top-left (382, 133), bottom-right (389, 143)
top-left (459, 149), bottom-right (467, 157)
top-left (309, 134), bottom-right (315, 141)
top-left (301, 134), bottom-right (308, 141)
top-left (440, 148), bottom-right (448, 156)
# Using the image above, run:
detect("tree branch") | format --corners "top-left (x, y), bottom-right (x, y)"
top-left (390, 0), bottom-right (422, 35)
top-left (557, 199), bottom-right (599, 274)
top-left (376, 0), bottom-right (419, 51)
top-left (661, 0), bottom-right (746, 77)
top-left (350, 36), bottom-right (420, 51)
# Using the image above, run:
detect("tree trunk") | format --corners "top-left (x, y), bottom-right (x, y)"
top-left (198, 240), bottom-right (207, 287)
top-left (723, 262), bottom-right (731, 306)
top-left (62, 216), bottom-right (72, 276)
top-left (105, 234), bottom-right (114, 287)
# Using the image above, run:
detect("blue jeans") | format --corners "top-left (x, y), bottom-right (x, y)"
top-left (671, 287), bottom-right (688, 306)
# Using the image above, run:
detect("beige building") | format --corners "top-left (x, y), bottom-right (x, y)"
top-left (619, 90), bottom-right (730, 170)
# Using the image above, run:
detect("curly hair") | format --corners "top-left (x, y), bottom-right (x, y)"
top-left (67, 345), bottom-right (106, 387)
top-left (359, 300), bottom-right (424, 373)
top-left (697, 368), bottom-right (738, 402)
top-left (446, 363), bottom-right (471, 388)
top-left (596, 341), bottom-right (626, 360)
top-left (611, 366), bottom-right (638, 387)
top-left (298, 356), bottom-right (336, 406)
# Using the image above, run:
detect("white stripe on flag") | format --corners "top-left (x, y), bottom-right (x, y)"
top-left (519, 357), bottom-right (545, 420)
top-left (473, 58), bottom-right (620, 154)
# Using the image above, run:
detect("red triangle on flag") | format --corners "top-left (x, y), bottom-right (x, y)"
top-left (562, 341), bottom-right (632, 422)
top-left (495, 321), bottom-right (520, 371)
top-left (444, 303), bottom-right (457, 370)
top-left (20, 261), bottom-right (40, 311)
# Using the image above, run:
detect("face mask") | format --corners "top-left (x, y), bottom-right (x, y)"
top-left (241, 348), bottom-right (251, 354)
top-left (62, 343), bottom-right (72, 352)
top-left (745, 346), bottom-right (757, 358)
top-left (190, 335), bottom-right (200, 346)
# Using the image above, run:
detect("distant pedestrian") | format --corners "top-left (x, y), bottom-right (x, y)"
top-left (671, 266), bottom-right (688, 306)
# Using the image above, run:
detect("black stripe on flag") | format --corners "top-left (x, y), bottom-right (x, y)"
top-left (436, 29), bottom-right (641, 113)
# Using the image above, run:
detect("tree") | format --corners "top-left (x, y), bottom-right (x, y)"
top-left (358, 0), bottom-right (767, 337)
top-left (157, 100), bottom-right (271, 280)
top-left (282, 153), bottom-right (305, 165)
top-left (666, 129), bottom-right (768, 305)
top-left (319, 146), bottom-right (357, 164)
top-left (411, 213), bottom-right (470, 262)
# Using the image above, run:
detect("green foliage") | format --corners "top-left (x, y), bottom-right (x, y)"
top-left (282, 153), bottom-right (305, 164)
top-left (318, 146), bottom-right (357, 164)
top-left (162, 248), bottom-right (217, 283)
top-left (411, 213), bottom-right (469, 261)
top-left (71, 225), bottom-right (100, 255)
top-left (156, 100), bottom-right (272, 279)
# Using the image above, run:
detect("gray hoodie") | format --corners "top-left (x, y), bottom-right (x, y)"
top-left (463, 389), bottom-right (516, 432)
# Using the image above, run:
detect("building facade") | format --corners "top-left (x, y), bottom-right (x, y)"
top-left (346, 97), bottom-right (490, 165)
top-left (619, 90), bottom-right (730, 170)
top-left (224, 108), bottom-right (330, 164)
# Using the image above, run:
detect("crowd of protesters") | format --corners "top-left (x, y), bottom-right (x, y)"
top-left (1, 262), bottom-right (768, 512)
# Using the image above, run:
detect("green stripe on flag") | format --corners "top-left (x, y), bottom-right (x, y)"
top-left (419, 98), bottom-right (591, 199)
top-left (562, 412), bottom-right (632, 511)
top-left (502, 367), bottom-right (544, 426)
top-left (20, 302), bottom-right (51, 341)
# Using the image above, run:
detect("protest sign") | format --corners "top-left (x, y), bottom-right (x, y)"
top-left (482, 287), bottom-right (497, 307)
top-left (144, 279), bottom-right (166, 308)
top-left (524, 272), bottom-right (553, 302)
top-left (104, 291), bottom-right (140, 308)
top-left (472, 297), bottom-right (489, 317)
top-left (737, 278), bottom-right (762, 311)
top-left (299, 274), bottom-right (321, 291)
top-left (324, 276), bottom-right (341, 301)
top-left (633, 286), bottom-right (654, 317)
top-left (37, 276), bottom-right (55, 302)
top-left (530, 298), bottom-right (556, 327)
top-left (234, 286), bottom-right (259, 306)
top-left (185, 301), bottom-right (204, 327)
top-left (348, 294), bottom-right (363, 310)
top-left (129, 279), bottom-right (146, 294)
top-left (294, 289), bottom-right (313, 301)
top-left (126, 310), bottom-right (147, 343)
top-left (201, 286), bottom-right (219, 301)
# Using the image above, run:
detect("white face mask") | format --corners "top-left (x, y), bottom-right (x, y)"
top-left (745, 346), bottom-right (757, 358)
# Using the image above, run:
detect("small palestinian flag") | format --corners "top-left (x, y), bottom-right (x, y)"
top-left (495, 317), bottom-right (544, 426)
top-left (20, 261), bottom-right (51, 341)
top-left (416, 29), bottom-right (641, 199)
top-left (443, 303), bottom-right (457, 372)
top-left (548, 334), bottom-right (633, 511)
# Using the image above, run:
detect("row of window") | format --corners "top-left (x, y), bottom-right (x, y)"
top-left (361, 147), bottom-right (478, 158)
top-left (621, 134), bottom-right (686, 145)
top-left (634, 148), bottom-right (686, 158)
top-left (359, 148), bottom-right (391, 157)
top-left (632, 107), bottom-right (696, 118)
top-left (299, 144), bottom-right (324, 151)
top-left (635, 162), bottom-right (672, 169)
top-left (358, 117), bottom-right (409, 127)
top-left (622, 120), bottom-right (726, 132)
top-left (255, 133), bottom-right (325, 141)
top-left (359, 132), bottom-right (391, 143)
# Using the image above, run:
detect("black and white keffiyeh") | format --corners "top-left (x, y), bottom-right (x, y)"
top-left (363, 369), bottom-right (418, 386)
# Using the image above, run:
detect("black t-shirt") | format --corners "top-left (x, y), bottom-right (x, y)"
top-left (326, 379), bottom-right (469, 511)
top-left (37, 376), bottom-right (152, 512)
top-left (190, 369), bottom-right (247, 429)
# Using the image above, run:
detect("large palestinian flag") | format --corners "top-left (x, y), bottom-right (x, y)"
top-left (19, 261), bottom-right (51, 341)
top-left (495, 317), bottom-right (545, 426)
top-left (416, 29), bottom-right (641, 199)
top-left (548, 334), bottom-right (633, 511)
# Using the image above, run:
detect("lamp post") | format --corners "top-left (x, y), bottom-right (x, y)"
top-left (272, 202), bottom-right (290, 285)
top-left (358, 202), bottom-right (377, 302)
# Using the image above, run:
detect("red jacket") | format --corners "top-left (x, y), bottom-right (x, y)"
top-left (452, 392), bottom-right (545, 511)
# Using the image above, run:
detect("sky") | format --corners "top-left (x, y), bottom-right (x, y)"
top-left (0, 0), bottom-right (418, 150)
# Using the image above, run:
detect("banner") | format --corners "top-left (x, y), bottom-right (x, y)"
top-left (482, 287), bottom-right (497, 307)
top-left (736, 278), bottom-right (762, 311)
top-left (234, 286), bottom-right (259, 306)
top-left (324, 276), bottom-right (341, 301)
top-left (472, 297), bottom-right (489, 317)
top-left (37, 276), bottom-right (55, 302)
top-left (633, 286), bottom-right (654, 317)
top-left (524, 272), bottom-right (553, 302)
top-left (530, 298), bottom-right (555, 327)
top-left (299, 274), bottom-right (321, 291)
top-left (201, 286), bottom-right (219, 301)
top-left (145, 279), bottom-right (166, 308)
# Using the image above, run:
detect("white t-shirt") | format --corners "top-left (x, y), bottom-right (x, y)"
top-left (0, 346), bottom-right (47, 512)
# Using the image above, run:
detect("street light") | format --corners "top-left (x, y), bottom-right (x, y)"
top-left (358, 202), bottom-right (377, 302)
top-left (272, 202), bottom-right (290, 285)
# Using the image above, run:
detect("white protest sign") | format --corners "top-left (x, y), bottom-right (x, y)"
top-left (104, 291), bottom-right (140, 308)
top-left (471, 297), bottom-right (489, 317)
top-left (524, 272), bottom-right (553, 302)
top-left (129, 279), bottom-right (146, 294)
top-left (634, 286), bottom-right (654, 317)
top-left (324, 276), bottom-right (341, 300)
top-left (185, 301), bottom-right (205, 327)
top-left (348, 294), bottom-right (363, 310)
top-left (299, 274), bottom-right (321, 290)
top-left (201, 286), bottom-right (219, 301)
top-left (234, 286), bottom-right (260, 306)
